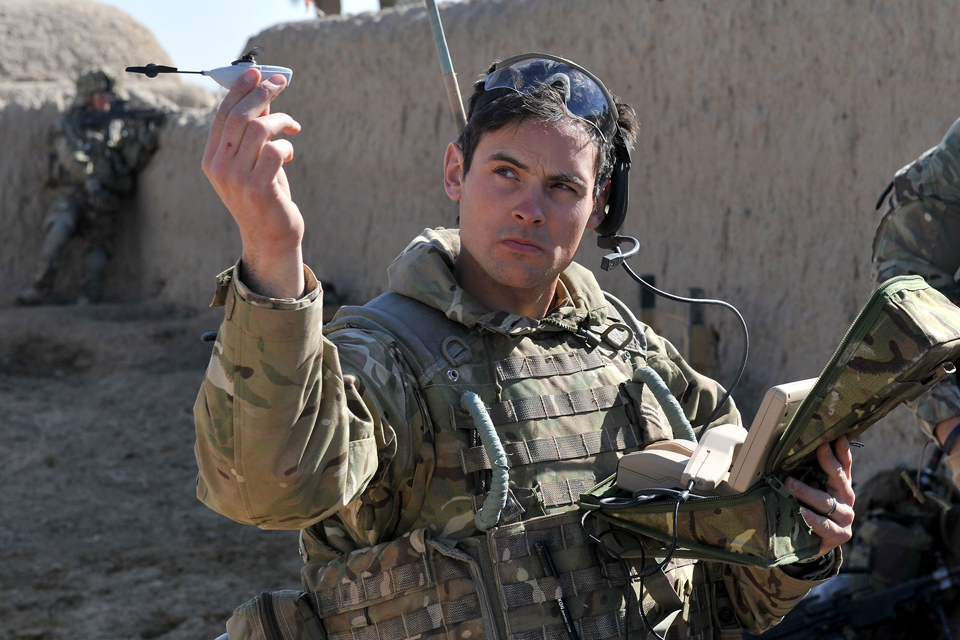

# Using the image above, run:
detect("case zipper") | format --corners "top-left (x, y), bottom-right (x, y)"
top-left (765, 277), bottom-right (929, 473)
top-left (257, 591), bottom-right (285, 640)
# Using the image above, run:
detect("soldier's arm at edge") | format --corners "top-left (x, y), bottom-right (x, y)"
top-left (193, 260), bottom-right (396, 530)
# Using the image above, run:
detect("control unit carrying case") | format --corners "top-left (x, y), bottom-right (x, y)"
top-left (580, 275), bottom-right (960, 569)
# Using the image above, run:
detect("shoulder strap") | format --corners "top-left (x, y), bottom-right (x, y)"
top-left (324, 292), bottom-right (475, 387)
top-left (603, 291), bottom-right (648, 358)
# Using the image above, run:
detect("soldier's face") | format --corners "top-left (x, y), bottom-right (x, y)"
top-left (443, 118), bottom-right (607, 307)
top-left (88, 93), bottom-right (112, 112)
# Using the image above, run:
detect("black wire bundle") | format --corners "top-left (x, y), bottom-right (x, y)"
top-left (582, 480), bottom-right (698, 639)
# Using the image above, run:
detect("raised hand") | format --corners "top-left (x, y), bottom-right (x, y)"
top-left (202, 67), bottom-right (305, 299)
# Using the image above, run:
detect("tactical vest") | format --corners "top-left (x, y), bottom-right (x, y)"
top-left (280, 292), bottom-right (737, 640)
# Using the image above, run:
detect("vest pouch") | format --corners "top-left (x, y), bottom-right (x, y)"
top-left (225, 590), bottom-right (324, 640)
top-left (579, 474), bottom-right (821, 569)
top-left (300, 527), bottom-right (496, 640)
top-left (455, 509), bottom-right (706, 640)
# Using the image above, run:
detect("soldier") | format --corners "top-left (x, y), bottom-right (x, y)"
top-left (197, 59), bottom-right (854, 639)
top-left (872, 117), bottom-right (960, 490)
top-left (16, 66), bottom-right (164, 306)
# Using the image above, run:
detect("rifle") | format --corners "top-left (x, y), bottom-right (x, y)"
top-left (746, 562), bottom-right (960, 640)
top-left (78, 100), bottom-right (167, 129)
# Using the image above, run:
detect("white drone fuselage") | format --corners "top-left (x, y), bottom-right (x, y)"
top-left (202, 62), bottom-right (293, 90)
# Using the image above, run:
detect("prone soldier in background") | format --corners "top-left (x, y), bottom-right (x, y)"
top-left (16, 65), bottom-right (165, 306)
top-left (872, 117), bottom-right (960, 489)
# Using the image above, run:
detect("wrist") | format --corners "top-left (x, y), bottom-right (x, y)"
top-left (239, 245), bottom-right (305, 300)
top-left (935, 417), bottom-right (960, 455)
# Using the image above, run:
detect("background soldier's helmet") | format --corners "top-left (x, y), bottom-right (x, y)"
top-left (76, 66), bottom-right (119, 97)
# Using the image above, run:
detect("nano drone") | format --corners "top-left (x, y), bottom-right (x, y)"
top-left (126, 47), bottom-right (293, 90)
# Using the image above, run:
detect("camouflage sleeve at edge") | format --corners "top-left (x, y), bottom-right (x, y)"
top-left (719, 550), bottom-right (842, 635)
top-left (194, 265), bottom-right (407, 532)
top-left (872, 117), bottom-right (960, 436)
top-left (641, 326), bottom-right (742, 433)
top-left (908, 377), bottom-right (960, 439)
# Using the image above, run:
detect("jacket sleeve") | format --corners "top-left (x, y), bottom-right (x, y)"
top-left (719, 552), bottom-right (841, 635)
top-left (873, 193), bottom-right (960, 435)
top-left (641, 325), bottom-right (741, 432)
top-left (193, 263), bottom-right (418, 539)
top-left (871, 117), bottom-right (960, 437)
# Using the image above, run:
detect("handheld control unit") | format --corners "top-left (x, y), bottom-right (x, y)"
top-left (616, 378), bottom-right (816, 496)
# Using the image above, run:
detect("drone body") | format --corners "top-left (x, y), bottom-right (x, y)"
top-left (202, 62), bottom-right (293, 90)
top-left (126, 47), bottom-right (293, 91)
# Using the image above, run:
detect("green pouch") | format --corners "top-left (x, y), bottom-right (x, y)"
top-left (580, 275), bottom-right (960, 568)
top-left (224, 590), bottom-right (324, 640)
top-left (299, 527), bottom-right (495, 640)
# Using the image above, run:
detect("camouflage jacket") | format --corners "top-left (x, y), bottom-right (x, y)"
top-left (196, 228), bottom-right (838, 636)
top-left (49, 102), bottom-right (162, 195)
top-left (872, 116), bottom-right (960, 437)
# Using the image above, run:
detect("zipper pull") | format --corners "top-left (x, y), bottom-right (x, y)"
top-left (765, 475), bottom-right (795, 500)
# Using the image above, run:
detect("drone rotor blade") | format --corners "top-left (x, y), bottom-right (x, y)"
top-left (233, 45), bottom-right (264, 64)
top-left (125, 64), bottom-right (180, 78)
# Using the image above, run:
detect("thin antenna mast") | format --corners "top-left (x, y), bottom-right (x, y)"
top-left (425, 0), bottom-right (467, 133)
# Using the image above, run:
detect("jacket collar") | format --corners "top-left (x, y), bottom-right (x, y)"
top-left (387, 228), bottom-right (608, 336)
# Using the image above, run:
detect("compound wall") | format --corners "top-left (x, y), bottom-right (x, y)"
top-left (6, 0), bottom-right (960, 480)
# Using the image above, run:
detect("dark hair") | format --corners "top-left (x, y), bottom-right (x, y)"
top-left (455, 61), bottom-right (639, 198)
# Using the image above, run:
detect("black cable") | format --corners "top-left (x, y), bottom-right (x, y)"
top-left (620, 260), bottom-right (749, 428)
top-left (582, 480), bottom-right (696, 639)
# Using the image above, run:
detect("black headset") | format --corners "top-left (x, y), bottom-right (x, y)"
top-left (594, 136), bottom-right (632, 239)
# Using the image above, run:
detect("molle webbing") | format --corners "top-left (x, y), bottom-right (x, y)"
top-left (326, 594), bottom-right (483, 640)
top-left (493, 519), bottom-right (593, 561)
top-left (496, 349), bottom-right (607, 380)
top-left (501, 562), bottom-right (630, 610)
top-left (311, 553), bottom-right (470, 616)
top-left (450, 384), bottom-right (628, 428)
top-left (510, 605), bottom-right (647, 640)
top-left (471, 476), bottom-right (598, 516)
top-left (487, 517), bottom-right (649, 640)
top-left (459, 422), bottom-right (641, 474)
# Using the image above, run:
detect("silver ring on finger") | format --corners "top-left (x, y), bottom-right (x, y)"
top-left (824, 496), bottom-right (838, 516)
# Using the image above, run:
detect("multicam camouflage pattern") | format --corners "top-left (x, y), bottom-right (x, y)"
top-left (872, 116), bottom-right (960, 438)
top-left (227, 591), bottom-right (314, 640)
top-left (196, 228), bottom-right (837, 639)
top-left (582, 476), bottom-right (821, 569)
top-left (300, 528), bottom-right (489, 640)
top-left (779, 276), bottom-right (960, 468)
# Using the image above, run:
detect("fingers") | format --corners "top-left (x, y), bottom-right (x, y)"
top-left (215, 75), bottom-right (291, 162)
top-left (253, 139), bottom-right (296, 183)
top-left (799, 506), bottom-right (851, 556)
top-left (786, 438), bottom-right (857, 556)
top-left (785, 476), bottom-right (851, 524)
top-left (237, 113), bottom-right (301, 173)
top-left (819, 437), bottom-right (855, 507)
top-left (203, 67), bottom-right (262, 166)
top-left (203, 71), bottom-right (292, 171)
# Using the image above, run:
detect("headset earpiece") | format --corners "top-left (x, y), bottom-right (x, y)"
top-left (595, 139), bottom-right (631, 239)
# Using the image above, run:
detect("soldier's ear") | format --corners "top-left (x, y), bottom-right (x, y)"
top-left (444, 143), bottom-right (465, 202)
top-left (586, 179), bottom-right (611, 229)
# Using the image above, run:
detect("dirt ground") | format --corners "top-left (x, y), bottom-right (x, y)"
top-left (0, 301), bottom-right (302, 639)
